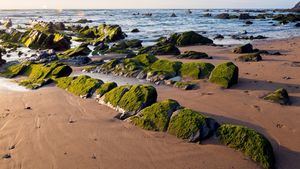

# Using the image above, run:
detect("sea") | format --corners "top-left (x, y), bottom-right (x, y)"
top-left (0, 9), bottom-right (299, 46)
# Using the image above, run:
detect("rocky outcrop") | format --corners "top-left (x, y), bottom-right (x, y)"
top-left (168, 31), bottom-right (213, 46)
top-left (180, 62), bottom-right (215, 79)
top-left (58, 43), bottom-right (91, 58)
top-left (138, 43), bottom-right (180, 55)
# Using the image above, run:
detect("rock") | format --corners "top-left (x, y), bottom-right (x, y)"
top-left (173, 81), bottom-right (197, 90)
top-left (130, 99), bottom-right (181, 131)
top-left (263, 88), bottom-right (291, 105)
top-left (295, 23), bottom-right (300, 27)
top-left (168, 108), bottom-right (212, 142)
top-left (218, 124), bottom-right (275, 169)
top-left (54, 22), bottom-right (66, 30)
top-left (203, 13), bottom-right (212, 17)
top-left (138, 43), bottom-right (180, 55)
top-left (60, 56), bottom-right (91, 66)
top-left (171, 13), bottom-right (177, 17)
top-left (96, 82), bottom-right (118, 98)
top-left (239, 13), bottom-right (254, 20)
top-left (235, 53), bottom-right (262, 62)
top-left (168, 31), bottom-right (213, 46)
top-left (180, 62), bottom-right (215, 79)
top-left (177, 51), bottom-right (210, 59)
top-left (148, 59), bottom-right (182, 80)
top-left (75, 19), bottom-right (93, 23)
top-left (58, 43), bottom-right (91, 58)
top-left (108, 39), bottom-right (142, 53)
top-left (56, 75), bottom-right (103, 98)
top-left (214, 34), bottom-right (224, 39)
top-left (245, 21), bottom-right (253, 25)
top-left (2, 154), bottom-right (11, 159)
top-left (233, 43), bottom-right (254, 54)
top-left (256, 14), bottom-right (266, 19)
top-left (131, 28), bottom-right (140, 33)
top-left (216, 13), bottom-right (230, 19)
top-left (102, 85), bottom-right (131, 108)
top-left (4, 19), bottom-right (12, 29)
top-left (209, 62), bottom-right (239, 88)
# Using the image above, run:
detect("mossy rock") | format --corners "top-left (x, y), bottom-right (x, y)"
top-left (118, 85), bottom-right (158, 114)
top-left (138, 43), bottom-right (180, 55)
top-left (218, 124), bottom-right (275, 169)
top-left (168, 108), bottom-right (207, 140)
top-left (130, 99), bottom-right (181, 131)
top-left (58, 43), bottom-right (91, 59)
top-left (109, 39), bottom-right (142, 51)
top-left (209, 62), bottom-right (239, 88)
top-left (169, 31), bottom-right (213, 46)
top-left (103, 85), bottom-right (132, 107)
top-left (233, 43), bottom-right (254, 54)
top-left (134, 54), bottom-right (158, 66)
top-left (236, 53), bottom-right (262, 62)
top-left (56, 75), bottom-right (103, 98)
top-left (0, 62), bottom-right (30, 78)
top-left (96, 82), bottom-right (118, 97)
top-left (79, 24), bottom-right (125, 42)
top-left (150, 59), bottom-right (182, 75)
top-left (180, 62), bottom-right (215, 79)
top-left (177, 51), bottom-right (210, 59)
top-left (263, 88), bottom-right (291, 105)
top-left (173, 81), bottom-right (197, 90)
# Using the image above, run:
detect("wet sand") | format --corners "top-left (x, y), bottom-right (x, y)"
top-left (0, 37), bottom-right (300, 169)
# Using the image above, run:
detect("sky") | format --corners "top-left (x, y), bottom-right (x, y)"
top-left (0, 0), bottom-right (298, 9)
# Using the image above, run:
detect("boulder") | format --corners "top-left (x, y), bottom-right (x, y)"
top-left (130, 99), bottom-right (181, 131)
top-left (60, 56), bottom-right (91, 66)
top-left (209, 62), bottom-right (239, 88)
top-left (138, 43), bottom-right (180, 55)
top-left (168, 31), bottom-right (213, 46)
top-left (235, 53), bottom-right (262, 62)
top-left (56, 75), bottom-right (103, 98)
top-left (214, 34), bottom-right (224, 39)
top-left (108, 39), bottom-right (142, 53)
top-left (173, 81), bottom-right (197, 90)
top-left (0, 62), bottom-right (30, 78)
top-left (233, 43), bottom-right (254, 53)
top-left (245, 21), bottom-right (253, 25)
top-left (263, 88), bottom-right (291, 105)
top-left (295, 23), bottom-right (300, 27)
top-left (131, 28), bottom-right (140, 33)
top-left (239, 13), bottom-right (255, 20)
top-left (171, 13), bottom-right (177, 17)
top-left (218, 124), bottom-right (275, 169)
top-left (180, 62), bottom-right (215, 79)
top-left (58, 43), bottom-right (91, 58)
top-left (102, 85), bottom-right (132, 108)
top-left (149, 59), bottom-right (182, 79)
top-left (168, 108), bottom-right (213, 142)
top-left (75, 19), bottom-right (93, 23)
top-left (177, 51), bottom-right (210, 59)
top-left (216, 13), bottom-right (230, 19)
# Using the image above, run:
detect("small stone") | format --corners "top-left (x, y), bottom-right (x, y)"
top-left (8, 145), bottom-right (15, 150)
top-left (25, 107), bottom-right (31, 110)
top-left (2, 154), bottom-right (11, 159)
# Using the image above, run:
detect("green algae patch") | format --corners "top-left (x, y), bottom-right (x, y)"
top-left (138, 43), bottom-right (180, 55)
top-left (134, 54), bottom-right (158, 67)
top-left (0, 62), bottom-right (30, 78)
top-left (150, 59), bottom-right (182, 75)
top-left (118, 85), bottom-right (158, 113)
top-left (209, 62), bottom-right (239, 88)
top-left (103, 85), bottom-right (132, 107)
top-left (218, 124), bottom-right (275, 169)
top-left (130, 99), bottom-right (181, 131)
top-left (96, 82), bottom-right (118, 97)
top-left (55, 76), bottom-right (77, 89)
top-left (168, 108), bottom-right (207, 139)
top-left (180, 62), bottom-right (215, 79)
top-left (177, 51), bottom-right (210, 59)
top-left (263, 88), bottom-right (291, 105)
top-left (173, 81), bottom-right (197, 90)
top-left (58, 43), bottom-right (91, 59)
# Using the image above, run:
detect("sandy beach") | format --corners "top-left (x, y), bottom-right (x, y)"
top-left (0, 37), bottom-right (299, 169)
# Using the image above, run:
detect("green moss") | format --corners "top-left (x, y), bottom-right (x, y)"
top-left (82, 65), bottom-right (97, 72)
top-left (263, 88), bottom-right (291, 105)
top-left (103, 85), bottom-right (132, 107)
top-left (100, 59), bottom-right (120, 71)
top-left (51, 65), bottom-right (73, 78)
top-left (177, 51), bottom-right (210, 59)
top-left (138, 43), bottom-right (180, 55)
top-left (118, 85), bottom-right (158, 113)
top-left (55, 76), bottom-right (77, 89)
top-left (96, 82), bottom-right (118, 97)
top-left (168, 108), bottom-right (207, 139)
top-left (173, 81), bottom-right (197, 90)
top-left (79, 24), bottom-right (125, 42)
top-left (130, 99), bottom-right (181, 131)
top-left (209, 62), bottom-right (239, 88)
top-left (134, 54), bottom-right (158, 66)
top-left (180, 62), bottom-right (215, 79)
top-left (150, 59), bottom-right (182, 75)
top-left (218, 124), bottom-right (275, 169)
top-left (65, 75), bottom-right (103, 97)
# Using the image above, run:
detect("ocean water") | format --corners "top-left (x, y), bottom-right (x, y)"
top-left (0, 9), bottom-right (299, 46)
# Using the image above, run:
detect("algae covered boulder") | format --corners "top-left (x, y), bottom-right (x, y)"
top-left (139, 43), bottom-right (180, 55)
top-left (130, 99), bottom-right (181, 131)
top-left (263, 88), bottom-right (291, 105)
top-left (233, 43), bottom-right (254, 54)
top-left (209, 62), bottom-right (239, 88)
top-left (0, 62), bottom-right (30, 78)
top-left (117, 85), bottom-right (158, 118)
top-left (177, 51), bottom-right (210, 59)
top-left (134, 54), bottom-right (158, 66)
top-left (173, 81), bottom-right (197, 90)
top-left (96, 82), bottom-right (118, 97)
top-left (180, 62), bottom-right (215, 79)
top-left (56, 75), bottom-right (103, 98)
top-left (218, 124), bottom-right (275, 169)
top-left (58, 43), bottom-right (91, 58)
top-left (236, 53), bottom-right (262, 62)
top-left (147, 59), bottom-right (182, 82)
top-left (168, 108), bottom-right (209, 141)
top-left (169, 31), bottom-right (213, 46)
top-left (79, 24), bottom-right (125, 42)
top-left (102, 85), bottom-right (132, 107)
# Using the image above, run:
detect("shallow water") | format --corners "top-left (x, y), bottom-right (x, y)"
top-left (0, 9), bottom-right (299, 46)
top-left (0, 77), bottom-right (28, 92)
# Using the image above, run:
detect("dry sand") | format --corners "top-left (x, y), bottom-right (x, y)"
top-left (0, 37), bottom-right (299, 169)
